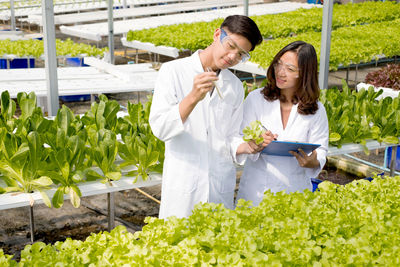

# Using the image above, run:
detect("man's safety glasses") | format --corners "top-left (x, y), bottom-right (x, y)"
top-left (219, 28), bottom-right (251, 63)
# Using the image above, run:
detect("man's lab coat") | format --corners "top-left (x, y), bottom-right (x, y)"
top-left (149, 51), bottom-right (245, 219)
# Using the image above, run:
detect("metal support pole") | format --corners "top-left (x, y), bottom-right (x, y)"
top-left (10, 0), bottom-right (16, 31)
top-left (318, 0), bottom-right (334, 90)
top-left (42, 0), bottom-right (59, 116)
top-left (243, 0), bottom-right (249, 16)
top-left (390, 146), bottom-right (398, 177)
top-left (29, 205), bottom-right (35, 243)
top-left (108, 0), bottom-right (115, 64)
top-left (107, 192), bottom-right (115, 231)
top-left (354, 64), bottom-right (358, 85)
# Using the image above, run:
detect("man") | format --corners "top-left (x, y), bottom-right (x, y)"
top-left (149, 15), bottom-right (264, 219)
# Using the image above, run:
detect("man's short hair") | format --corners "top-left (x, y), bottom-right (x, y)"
top-left (220, 15), bottom-right (263, 51)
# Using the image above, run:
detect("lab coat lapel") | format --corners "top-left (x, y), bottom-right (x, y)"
top-left (285, 103), bottom-right (298, 131)
top-left (192, 50), bottom-right (208, 76)
top-left (278, 103), bottom-right (298, 141)
top-left (274, 101), bottom-right (297, 140)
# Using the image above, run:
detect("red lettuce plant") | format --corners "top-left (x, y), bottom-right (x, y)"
top-left (365, 64), bottom-right (400, 91)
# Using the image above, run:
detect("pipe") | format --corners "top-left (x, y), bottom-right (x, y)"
top-left (327, 156), bottom-right (382, 178)
top-left (134, 188), bottom-right (160, 204)
top-left (343, 153), bottom-right (400, 176)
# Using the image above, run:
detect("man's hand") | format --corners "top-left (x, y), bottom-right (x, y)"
top-left (179, 72), bottom-right (218, 123)
top-left (190, 72), bottom-right (219, 102)
top-left (289, 149), bottom-right (320, 168)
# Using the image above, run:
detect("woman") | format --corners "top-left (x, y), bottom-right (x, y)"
top-left (237, 41), bottom-right (329, 206)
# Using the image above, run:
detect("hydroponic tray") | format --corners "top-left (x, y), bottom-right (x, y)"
top-left (0, 173), bottom-right (162, 210)
top-left (0, 60), bottom-right (158, 99)
top-left (59, 2), bottom-right (319, 41)
top-left (328, 139), bottom-right (399, 156)
top-left (23, 0), bottom-right (265, 26)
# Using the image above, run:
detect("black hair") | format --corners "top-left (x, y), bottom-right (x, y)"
top-left (262, 41), bottom-right (320, 115)
top-left (220, 15), bottom-right (263, 51)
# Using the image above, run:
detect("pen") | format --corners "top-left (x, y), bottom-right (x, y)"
top-left (260, 124), bottom-right (277, 141)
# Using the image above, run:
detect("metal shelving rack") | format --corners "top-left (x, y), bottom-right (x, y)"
top-left (0, 173), bottom-right (162, 242)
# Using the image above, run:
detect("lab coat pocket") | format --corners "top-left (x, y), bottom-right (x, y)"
top-left (213, 159), bottom-right (236, 194)
top-left (215, 102), bottom-right (234, 135)
top-left (166, 152), bottom-right (200, 194)
top-left (287, 161), bottom-right (311, 193)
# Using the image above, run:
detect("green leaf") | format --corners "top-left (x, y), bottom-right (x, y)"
top-left (60, 162), bottom-right (70, 180)
top-left (71, 171), bottom-right (85, 183)
top-left (30, 176), bottom-right (53, 187)
top-left (39, 190), bottom-right (52, 208)
top-left (382, 136), bottom-right (399, 144)
top-left (105, 172), bottom-right (121, 181)
top-left (86, 169), bottom-right (104, 181)
top-left (55, 105), bottom-right (74, 135)
top-left (69, 185), bottom-right (81, 208)
top-left (52, 187), bottom-right (65, 209)
top-left (9, 143), bottom-right (29, 162)
top-left (329, 132), bottom-right (341, 142)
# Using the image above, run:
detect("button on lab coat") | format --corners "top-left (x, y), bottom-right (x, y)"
top-left (237, 88), bottom-right (329, 206)
top-left (149, 51), bottom-right (245, 219)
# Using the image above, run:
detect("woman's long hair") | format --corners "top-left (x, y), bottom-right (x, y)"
top-left (261, 41), bottom-right (320, 115)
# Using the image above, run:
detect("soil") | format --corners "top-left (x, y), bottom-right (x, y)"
top-left (0, 185), bottom-right (161, 261)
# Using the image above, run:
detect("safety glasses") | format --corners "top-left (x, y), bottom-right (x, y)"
top-left (219, 28), bottom-right (251, 63)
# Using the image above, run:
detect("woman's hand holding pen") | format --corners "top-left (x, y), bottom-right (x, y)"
top-left (245, 130), bottom-right (278, 154)
top-left (237, 128), bottom-right (278, 155)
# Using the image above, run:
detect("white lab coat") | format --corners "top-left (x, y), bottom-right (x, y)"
top-left (149, 51), bottom-right (246, 219)
top-left (237, 88), bottom-right (329, 206)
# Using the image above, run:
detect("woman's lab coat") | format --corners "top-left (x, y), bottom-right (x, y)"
top-left (149, 51), bottom-right (246, 219)
top-left (236, 88), bottom-right (329, 206)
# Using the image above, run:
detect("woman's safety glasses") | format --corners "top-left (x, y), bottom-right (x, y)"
top-left (273, 60), bottom-right (299, 77)
top-left (219, 28), bottom-right (251, 63)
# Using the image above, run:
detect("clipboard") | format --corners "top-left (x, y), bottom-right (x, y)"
top-left (261, 141), bottom-right (321, 157)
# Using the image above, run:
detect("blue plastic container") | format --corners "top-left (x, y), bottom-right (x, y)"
top-left (65, 57), bottom-right (89, 67)
top-left (307, 0), bottom-right (322, 4)
top-left (0, 58), bottom-right (35, 69)
top-left (311, 178), bottom-right (322, 192)
top-left (60, 95), bottom-right (91, 102)
top-left (385, 146), bottom-right (400, 172)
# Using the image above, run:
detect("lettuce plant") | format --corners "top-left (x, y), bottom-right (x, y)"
top-left (117, 99), bottom-right (164, 182)
top-left (242, 120), bottom-right (265, 145)
top-left (365, 64), bottom-right (400, 91)
top-left (14, 175), bottom-right (400, 265)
